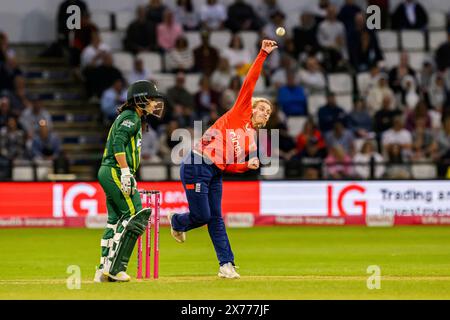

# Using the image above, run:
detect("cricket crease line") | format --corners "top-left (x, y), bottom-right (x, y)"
top-left (3, 275), bottom-right (450, 285)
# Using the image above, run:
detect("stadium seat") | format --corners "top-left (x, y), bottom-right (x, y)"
top-left (327, 73), bottom-right (353, 94)
top-left (36, 160), bottom-right (53, 181)
top-left (184, 73), bottom-right (202, 94)
top-left (335, 94), bottom-right (353, 113)
top-left (151, 73), bottom-right (175, 93)
top-left (100, 31), bottom-right (124, 51)
top-left (210, 31), bottom-right (231, 50)
top-left (308, 94), bottom-right (326, 118)
top-left (377, 30), bottom-right (398, 51)
top-left (428, 11), bottom-right (447, 30)
top-left (185, 31), bottom-right (201, 50)
top-left (383, 51), bottom-right (400, 69)
top-left (91, 11), bottom-right (111, 30)
top-left (408, 52), bottom-right (428, 71)
top-left (137, 52), bottom-right (162, 73)
top-left (356, 72), bottom-right (371, 95)
top-left (400, 31), bottom-right (425, 50)
top-left (287, 116), bottom-right (307, 137)
top-left (12, 166), bottom-right (34, 181)
top-left (140, 165), bottom-right (168, 180)
top-left (429, 31), bottom-right (447, 50)
top-left (411, 163), bottom-right (437, 179)
top-left (112, 52), bottom-right (134, 75)
top-left (115, 11), bottom-right (134, 31)
top-left (240, 31), bottom-right (258, 55)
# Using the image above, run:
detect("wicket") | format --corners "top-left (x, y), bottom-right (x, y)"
top-left (137, 190), bottom-right (160, 279)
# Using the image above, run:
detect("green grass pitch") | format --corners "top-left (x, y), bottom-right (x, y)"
top-left (1, 226), bottom-right (450, 299)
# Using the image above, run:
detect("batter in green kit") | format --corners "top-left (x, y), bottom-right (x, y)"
top-left (94, 80), bottom-right (165, 283)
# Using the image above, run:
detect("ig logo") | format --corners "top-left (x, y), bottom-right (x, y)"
top-left (366, 5), bottom-right (381, 30)
top-left (66, 5), bottom-right (81, 30)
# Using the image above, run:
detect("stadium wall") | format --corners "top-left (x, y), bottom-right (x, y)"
top-left (0, 180), bottom-right (449, 228)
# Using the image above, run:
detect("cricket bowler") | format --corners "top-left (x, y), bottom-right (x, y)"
top-left (94, 80), bottom-right (164, 282)
top-left (168, 39), bottom-right (278, 279)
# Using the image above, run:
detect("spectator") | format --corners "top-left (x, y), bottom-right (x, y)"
top-left (146, 0), bottom-right (167, 24)
top-left (296, 137), bottom-right (327, 179)
top-left (157, 10), bottom-right (183, 52)
top-left (428, 72), bottom-right (449, 110)
top-left (165, 36), bottom-right (194, 73)
top-left (167, 72), bottom-right (195, 115)
top-left (353, 140), bottom-right (385, 179)
top-left (292, 12), bottom-right (319, 59)
top-left (348, 98), bottom-right (373, 138)
top-left (174, 0), bottom-right (200, 31)
top-left (366, 74), bottom-right (395, 114)
top-left (436, 116), bottom-right (450, 176)
top-left (127, 58), bottom-right (151, 85)
top-left (405, 101), bottom-right (431, 131)
top-left (296, 117), bottom-right (325, 154)
top-left (70, 12), bottom-right (99, 66)
top-left (222, 34), bottom-right (252, 76)
top-left (194, 76), bottom-right (220, 120)
top-left (268, 112), bottom-right (297, 161)
top-left (391, 0), bottom-right (428, 30)
top-left (307, 0), bottom-right (330, 22)
top-left (141, 126), bottom-right (161, 162)
top-left (200, 0), bottom-right (227, 31)
top-left (373, 95), bottom-right (402, 137)
top-left (401, 75), bottom-right (420, 110)
top-left (435, 31), bottom-right (450, 71)
top-left (277, 71), bottom-right (308, 116)
top-left (220, 76), bottom-right (241, 112)
top-left (101, 78), bottom-right (127, 121)
top-left (297, 56), bottom-right (326, 94)
top-left (0, 96), bottom-right (13, 128)
top-left (318, 92), bottom-right (347, 132)
top-left (19, 99), bottom-right (53, 137)
top-left (324, 144), bottom-right (354, 179)
top-left (226, 0), bottom-right (261, 32)
top-left (348, 13), bottom-right (383, 72)
top-left (317, 5), bottom-right (348, 71)
top-left (124, 5), bottom-right (157, 54)
top-left (262, 11), bottom-right (287, 46)
top-left (271, 54), bottom-right (295, 90)
top-left (84, 52), bottom-right (123, 98)
top-left (31, 121), bottom-right (61, 160)
top-left (411, 116), bottom-right (438, 161)
top-left (337, 0), bottom-right (362, 32)
top-left (417, 59), bottom-right (434, 92)
top-left (388, 51), bottom-right (417, 96)
top-left (0, 115), bottom-right (29, 160)
top-left (80, 31), bottom-right (110, 69)
top-left (0, 32), bottom-right (15, 63)
top-left (0, 55), bottom-right (22, 92)
top-left (256, 0), bottom-right (282, 25)
top-left (384, 143), bottom-right (411, 179)
top-left (193, 30), bottom-right (220, 75)
top-left (159, 120), bottom-right (180, 161)
top-left (358, 64), bottom-right (382, 97)
top-left (382, 116), bottom-right (412, 156)
top-left (325, 121), bottom-right (355, 155)
top-left (8, 75), bottom-right (32, 116)
top-left (211, 58), bottom-right (233, 92)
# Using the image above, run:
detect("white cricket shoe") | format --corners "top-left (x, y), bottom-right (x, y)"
top-left (105, 271), bottom-right (131, 282)
top-left (93, 268), bottom-right (110, 283)
top-left (167, 212), bottom-right (186, 243)
top-left (218, 263), bottom-right (240, 279)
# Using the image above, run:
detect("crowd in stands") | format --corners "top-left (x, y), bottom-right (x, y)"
top-left (0, 31), bottom-right (63, 178)
top-left (1, 0), bottom-right (450, 180)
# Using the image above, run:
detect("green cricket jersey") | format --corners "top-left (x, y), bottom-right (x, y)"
top-left (101, 109), bottom-right (142, 175)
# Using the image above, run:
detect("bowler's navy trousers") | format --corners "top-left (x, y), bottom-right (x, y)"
top-left (171, 151), bottom-right (234, 266)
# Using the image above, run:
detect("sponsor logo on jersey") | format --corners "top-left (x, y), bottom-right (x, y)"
top-left (121, 120), bottom-right (135, 128)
